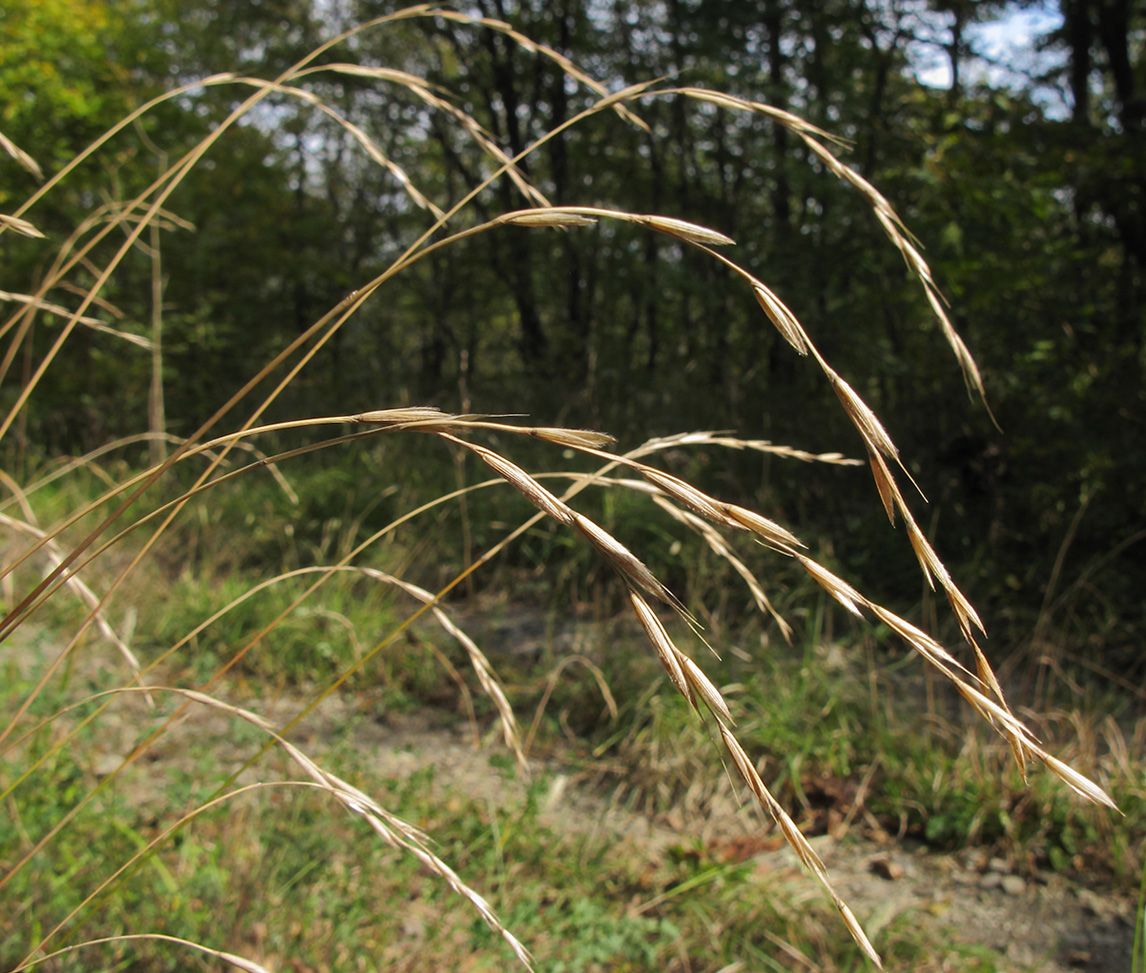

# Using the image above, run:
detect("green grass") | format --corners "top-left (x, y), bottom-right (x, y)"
top-left (1, 652), bottom-right (1045, 972)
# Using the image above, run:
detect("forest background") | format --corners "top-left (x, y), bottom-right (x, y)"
top-left (4, 0), bottom-right (1142, 657)
top-left (2, 0), bottom-right (1145, 969)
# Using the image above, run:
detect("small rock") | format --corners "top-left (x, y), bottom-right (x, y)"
top-left (869, 855), bottom-right (904, 880)
top-left (1001, 875), bottom-right (1026, 896)
top-left (1006, 942), bottom-right (1035, 965)
top-left (962, 849), bottom-right (988, 871)
top-left (979, 872), bottom-right (1002, 890)
top-left (1076, 888), bottom-right (1106, 916)
top-left (988, 856), bottom-right (1009, 873)
top-left (543, 774), bottom-right (568, 812)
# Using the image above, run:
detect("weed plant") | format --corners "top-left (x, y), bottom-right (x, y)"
top-left (0, 7), bottom-right (1128, 972)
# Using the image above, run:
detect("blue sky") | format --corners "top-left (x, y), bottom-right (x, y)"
top-left (912, 2), bottom-right (1065, 91)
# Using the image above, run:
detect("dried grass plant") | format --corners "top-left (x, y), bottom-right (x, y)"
top-left (0, 6), bottom-right (1117, 971)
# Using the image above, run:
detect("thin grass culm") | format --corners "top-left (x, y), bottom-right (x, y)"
top-left (0, 6), bottom-right (1121, 972)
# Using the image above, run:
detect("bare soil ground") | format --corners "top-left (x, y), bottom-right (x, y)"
top-left (86, 690), bottom-right (1137, 973)
top-left (8, 621), bottom-right (1137, 972)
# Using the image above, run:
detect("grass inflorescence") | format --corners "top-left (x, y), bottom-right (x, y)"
top-left (0, 7), bottom-right (1131, 972)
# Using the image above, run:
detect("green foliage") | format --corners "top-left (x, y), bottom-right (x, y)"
top-left (6, 0), bottom-right (1144, 655)
top-left (0, 0), bottom-right (157, 175)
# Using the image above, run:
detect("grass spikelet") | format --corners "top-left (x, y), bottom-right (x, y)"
top-left (0, 214), bottom-right (44, 238)
top-left (751, 282), bottom-right (810, 355)
top-left (905, 518), bottom-right (951, 590)
top-left (823, 367), bottom-right (899, 460)
top-left (351, 406), bottom-right (458, 428)
top-left (797, 555), bottom-right (866, 616)
top-left (968, 636), bottom-right (1007, 709)
top-left (924, 285), bottom-right (989, 403)
top-left (573, 512), bottom-right (677, 607)
top-left (677, 652), bottom-right (733, 724)
top-left (362, 570), bottom-right (525, 767)
top-left (502, 209), bottom-right (599, 228)
top-left (946, 580), bottom-right (986, 640)
top-left (716, 724), bottom-right (884, 969)
top-left (866, 604), bottom-right (967, 673)
top-left (632, 215), bottom-right (735, 247)
top-left (647, 492), bottom-right (794, 642)
top-left (638, 467), bottom-right (728, 523)
top-left (1040, 752), bottom-right (1120, 811)
top-left (525, 426), bottom-right (616, 448)
top-left (867, 449), bottom-right (901, 524)
top-left (628, 589), bottom-right (694, 706)
top-left (445, 436), bottom-right (576, 527)
top-left (0, 290), bottom-right (152, 347)
top-left (725, 504), bottom-right (805, 552)
top-left (0, 513), bottom-right (145, 686)
top-left (673, 88), bottom-right (847, 145)
top-left (0, 130), bottom-right (42, 179)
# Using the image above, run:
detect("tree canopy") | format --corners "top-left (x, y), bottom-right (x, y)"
top-left (3, 0), bottom-right (1143, 656)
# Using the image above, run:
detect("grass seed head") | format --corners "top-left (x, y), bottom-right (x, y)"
top-left (0, 214), bottom-right (45, 237)
top-left (726, 504), bottom-right (804, 551)
top-left (633, 214), bottom-right (735, 247)
top-left (628, 589), bottom-right (695, 706)
top-left (752, 283), bottom-right (809, 355)
top-left (797, 556), bottom-right (866, 616)
top-left (503, 209), bottom-right (598, 228)
top-left (574, 512), bottom-right (674, 605)
top-left (638, 467), bottom-right (727, 522)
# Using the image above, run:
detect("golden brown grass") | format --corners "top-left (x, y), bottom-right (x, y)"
top-left (0, 6), bottom-right (1119, 971)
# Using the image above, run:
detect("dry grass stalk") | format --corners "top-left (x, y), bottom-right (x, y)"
top-left (358, 568), bottom-right (525, 766)
top-left (15, 934), bottom-right (271, 973)
top-left (3, 13), bottom-right (1122, 969)
top-left (0, 513), bottom-right (144, 686)
top-left (18, 685), bottom-right (534, 973)
top-left (0, 290), bottom-right (150, 348)
top-left (645, 489), bottom-right (794, 642)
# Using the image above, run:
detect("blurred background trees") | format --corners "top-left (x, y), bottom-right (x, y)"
top-left (2, 0), bottom-right (1142, 666)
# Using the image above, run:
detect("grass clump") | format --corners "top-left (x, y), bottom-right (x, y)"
top-left (0, 6), bottom-right (1127, 972)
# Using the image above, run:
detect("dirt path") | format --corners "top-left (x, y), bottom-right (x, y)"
top-left (10, 623), bottom-right (1135, 973)
top-left (89, 685), bottom-right (1135, 973)
top-left (342, 714), bottom-right (1136, 973)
